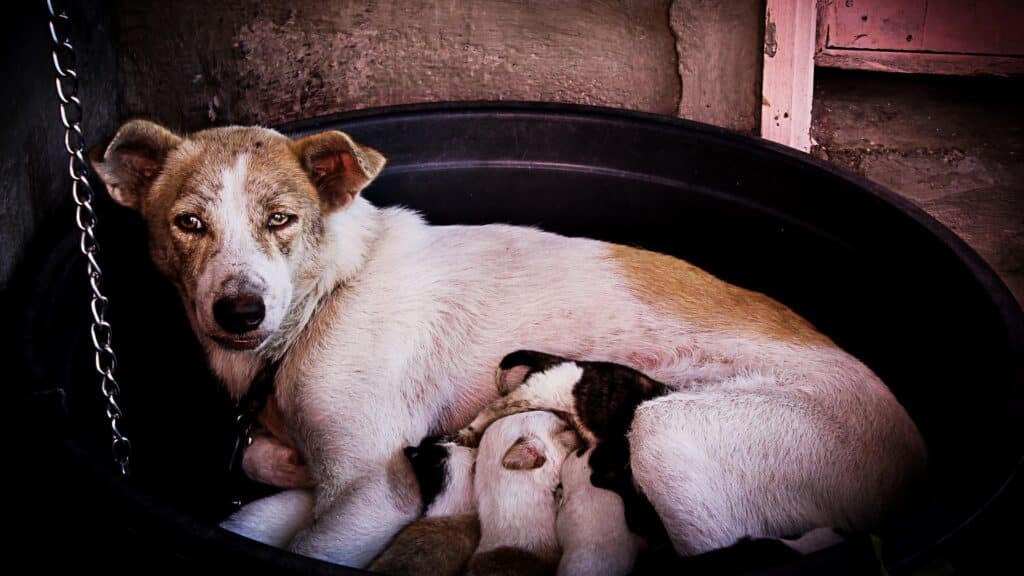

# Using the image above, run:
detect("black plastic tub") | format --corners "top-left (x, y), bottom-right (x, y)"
top-left (9, 103), bottom-right (1023, 574)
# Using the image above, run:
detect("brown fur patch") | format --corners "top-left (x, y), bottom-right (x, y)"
top-left (369, 514), bottom-right (481, 576)
top-left (609, 245), bottom-right (833, 346)
top-left (466, 546), bottom-right (558, 576)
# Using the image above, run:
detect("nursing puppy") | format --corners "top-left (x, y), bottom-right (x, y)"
top-left (473, 352), bottom-right (849, 572)
top-left (467, 411), bottom-right (579, 576)
top-left (92, 120), bottom-right (926, 567)
top-left (557, 448), bottom-right (645, 576)
top-left (467, 351), bottom-right (672, 543)
top-left (369, 437), bottom-right (479, 576)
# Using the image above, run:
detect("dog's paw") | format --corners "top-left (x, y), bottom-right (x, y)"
top-left (495, 350), bottom-right (568, 394)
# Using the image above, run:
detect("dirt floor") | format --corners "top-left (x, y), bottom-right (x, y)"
top-left (811, 68), bottom-right (1024, 308)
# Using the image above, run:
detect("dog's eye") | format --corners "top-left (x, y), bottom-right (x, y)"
top-left (268, 213), bottom-right (294, 229)
top-left (174, 214), bottom-right (204, 232)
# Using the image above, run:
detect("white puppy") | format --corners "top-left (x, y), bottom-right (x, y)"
top-left (556, 448), bottom-right (645, 576)
top-left (467, 411), bottom-right (579, 576)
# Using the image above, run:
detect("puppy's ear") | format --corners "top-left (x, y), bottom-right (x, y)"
top-left (502, 436), bottom-right (547, 470)
top-left (291, 130), bottom-right (386, 211)
top-left (90, 119), bottom-right (182, 210)
top-left (555, 428), bottom-right (580, 452)
top-left (495, 350), bottom-right (569, 394)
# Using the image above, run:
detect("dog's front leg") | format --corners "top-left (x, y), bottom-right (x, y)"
top-left (289, 452), bottom-right (421, 567)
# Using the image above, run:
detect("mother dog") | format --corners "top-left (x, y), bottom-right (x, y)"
top-left (92, 120), bottom-right (926, 567)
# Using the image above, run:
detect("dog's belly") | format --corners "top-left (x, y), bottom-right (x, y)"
top-left (278, 222), bottom-right (854, 477)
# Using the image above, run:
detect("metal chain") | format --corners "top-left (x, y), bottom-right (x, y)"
top-left (46, 0), bottom-right (131, 476)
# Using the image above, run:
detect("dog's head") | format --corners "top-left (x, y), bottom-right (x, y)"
top-left (91, 120), bottom-right (385, 352)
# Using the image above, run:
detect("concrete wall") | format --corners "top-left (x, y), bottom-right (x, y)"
top-left (672, 0), bottom-right (763, 133)
top-left (116, 0), bottom-right (763, 132)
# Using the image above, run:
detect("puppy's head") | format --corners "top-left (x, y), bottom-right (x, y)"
top-left (91, 120), bottom-right (385, 352)
top-left (404, 436), bottom-right (477, 517)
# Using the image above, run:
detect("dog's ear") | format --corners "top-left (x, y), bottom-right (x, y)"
top-left (502, 436), bottom-right (547, 470)
top-left (291, 130), bottom-right (386, 211)
top-left (90, 119), bottom-right (182, 210)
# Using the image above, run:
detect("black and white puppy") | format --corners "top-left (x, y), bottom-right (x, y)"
top-left (460, 350), bottom-right (672, 542)
top-left (369, 436), bottom-right (479, 576)
top-left (462, 351), bottom-right (846, 571)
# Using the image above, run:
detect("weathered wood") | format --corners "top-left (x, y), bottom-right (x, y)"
top-left (923, 0), bottom-right (1024, 56)
top-left (817, 0), bottom-right (1024, 76)
top-left (761, 0), bottom-right (816, 152)
top-left (117, 0), bottom-right (680, 131)
top-left (816, 49), bottom-right (1024, 77)
top-left (828, 0), bottom-right (927, 51)
top-left (670, 0), bottom-right (764, 135)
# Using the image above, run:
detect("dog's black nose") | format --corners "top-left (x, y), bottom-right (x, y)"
top-left (213, 294), bottom-right (265, 334)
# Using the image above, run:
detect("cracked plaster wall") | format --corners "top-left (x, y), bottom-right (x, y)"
top-left (117, 0), bottom-right (763, 133)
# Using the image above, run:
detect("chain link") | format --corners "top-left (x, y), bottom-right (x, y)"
top-left (46, 0), bottom-right (131, 476)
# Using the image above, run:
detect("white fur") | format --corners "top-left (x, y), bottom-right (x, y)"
top-left (473, 412), bottom-right (574, 558)
top-left (203, 197), bottom-right (925, 566)
top-left (426, 443), bottom-right (478, 518)
top-left (462, 361), bottom-right (591, 446)
top-left (556, 449), bottom-right (644, 576)
top-left (779, 527), bottom-right (844, 555)
top-left (628, 365), bottom-right (924, 556)
top-left (220, 489), bottom-right (315, 548)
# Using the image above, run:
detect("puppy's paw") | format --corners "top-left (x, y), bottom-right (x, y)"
top-left (455, 426), bottom-right (482, 448)
top-left (243, 434), bottom-right (314, 488)
top-left (495, 350), bottom-right (567, 394)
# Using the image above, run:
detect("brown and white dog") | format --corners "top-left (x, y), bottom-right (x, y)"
top-left (91, 119), bottom-right (927, 567)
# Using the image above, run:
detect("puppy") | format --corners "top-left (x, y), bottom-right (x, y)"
top-left (93, 120), bottom-right (926, 566)
top-left (462, 351), bottom-right (856, 558)
top-left (463, 351), bottom-right (671, 542)
top-left (461, 350), bottom-right (669, 448)
top-left (369, 437), bottom-right (479, 576)
top-left (556, 448), bottom-right (645, 576)
top-left (467, 411), bottom-right (579, 576)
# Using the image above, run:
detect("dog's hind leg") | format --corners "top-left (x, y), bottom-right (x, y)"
top-left (627, 376), bottom-right (925, 556)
